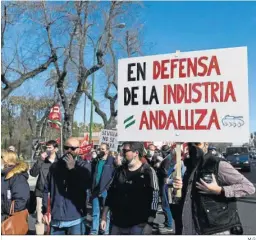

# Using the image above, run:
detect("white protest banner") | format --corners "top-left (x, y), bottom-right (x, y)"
top-left (118, 47), bottom-right (249, 142)
top-left (99, 129), bottom-right (118, 151)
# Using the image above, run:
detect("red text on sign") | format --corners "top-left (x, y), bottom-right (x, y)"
top-left (153, 56), bottom-right (221, 80)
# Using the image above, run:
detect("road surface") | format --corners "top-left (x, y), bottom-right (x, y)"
top-left (27, 159), bottom-right (256, 235)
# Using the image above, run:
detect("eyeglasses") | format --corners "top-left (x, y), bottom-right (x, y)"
top-left (122, 149), bottom-right (132, 154)
top-left (64, 146), bottom-right (79, 151)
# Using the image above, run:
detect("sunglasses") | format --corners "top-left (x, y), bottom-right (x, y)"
top-left (64, 146), bottom-right (79, 151)
top-left (122, 149), bottom-right (132, 154)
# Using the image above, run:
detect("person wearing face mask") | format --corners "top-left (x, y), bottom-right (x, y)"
top-left (100, 142), bottom-right (159, 235)
top-left (42, 137), bottom-right (91, 235)
top-left (30, 140), bottom-right (59, 235)
top-left (145, 144), bottom-right (158, 167)
top-left (173, 142), bottom-right (255, 235)
top-left (91, 150), bottom-right (98, 161)
top-left (90, 143), bottom-right (115, 235)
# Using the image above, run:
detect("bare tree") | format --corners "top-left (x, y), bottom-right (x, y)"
top-left (40, 1), bottom-right (131, 140)
top-left (84, 28), bottom-right (143, 129)
top-left (1, 2), bottom-right (57, 100)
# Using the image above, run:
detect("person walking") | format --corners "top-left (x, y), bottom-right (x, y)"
top-left (1, 150), bottom-right (30, 231)
top-left (173, 142), bottom-right (255, 235)
top-left (101, 142), bottom-right (159, 235)
top-left (42, 137), bottom-right (91, 235)
top-left (30, 140), bottom-right (59, 235)
top-left (90, 143), bottom-right (115, 235)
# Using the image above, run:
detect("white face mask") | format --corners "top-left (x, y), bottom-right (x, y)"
top-left (149, 150), bottom-right (155, 156)
top-left (92, 153), bottom-right (97, 159)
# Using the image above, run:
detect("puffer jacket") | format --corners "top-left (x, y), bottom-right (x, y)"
top-left (1, 161), bottom-right (30, 222)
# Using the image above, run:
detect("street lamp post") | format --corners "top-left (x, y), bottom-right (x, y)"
top-left (89, 23), bottom-right (126, 142)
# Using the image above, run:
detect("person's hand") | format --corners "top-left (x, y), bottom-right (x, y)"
top-left (66, 154), bottom-right (76, 170)
top-left (100, 218), bottom-right (107, 231)
top-left (173, 176), bottom-right (183, 189)
top-left (142, 224), bottom-right (153, 235)
top-left (42, 213), bottom-right (51, 225)
top-left (41, 152), bottom-right (47, 161)
top-left (154, 162), bottom-right (161, 168)
top-left (196, 174), bottom-right (222, 195)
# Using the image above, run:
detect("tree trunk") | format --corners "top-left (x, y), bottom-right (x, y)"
top-left (105, 116), bottom-right (117, 130)
top-left (63, 111), bottom-right (74, 141)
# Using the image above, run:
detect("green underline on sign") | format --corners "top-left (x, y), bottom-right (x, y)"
top-left (125, 120), bottom-right (135, 129)
top-left (124, 115), bottom-right (134, 124)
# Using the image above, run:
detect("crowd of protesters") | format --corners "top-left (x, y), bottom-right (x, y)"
top-left (1, 139), bottom-right (255, 235)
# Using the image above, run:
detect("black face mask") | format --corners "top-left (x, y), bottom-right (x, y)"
top-left (97, 151), bottom-right (105, 159)
top-left (186, 145), bottom-right (205, 169)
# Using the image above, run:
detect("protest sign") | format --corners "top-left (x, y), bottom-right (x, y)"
top-left (118, 47), bottom-right (249, 142)
top-left (99, 129), bottom-right (118, 151)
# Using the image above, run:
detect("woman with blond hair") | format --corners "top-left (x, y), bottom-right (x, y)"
top-left (1, 150), bottom-right (30, 223)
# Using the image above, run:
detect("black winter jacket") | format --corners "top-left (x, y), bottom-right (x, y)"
top-left (1, 162), bottom-right (30, 222)
top-left (42, 156), bottom-right (91, 221)
top-left (105, 163), bottom-right (159, 228)
top-left (30, 155), bottom-right (58, 198)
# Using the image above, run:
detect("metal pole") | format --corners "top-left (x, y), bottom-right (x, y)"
top-left (60, 125), bottom-right (63, 156)
top-left (175, 143), bottom-right (182, 198)
top-left (84, 94), bottom-right (86, 126)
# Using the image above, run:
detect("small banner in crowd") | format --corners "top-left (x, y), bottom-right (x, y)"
top-left (48, 104), bottom-right (62, 130)
top-left (99, 129), bottom-right (118, 152)
top-left (79, 144), bottom-right (93, 155)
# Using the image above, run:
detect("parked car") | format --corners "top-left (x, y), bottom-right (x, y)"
top-left (250, 152), bottom-right (256, 160)
top-left (225, 146), bottom-right (251, 172)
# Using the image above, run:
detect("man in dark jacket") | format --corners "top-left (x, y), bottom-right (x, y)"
top-left (1, 157), bottom-right (30, 223)
top-left (101, 142), bottom-right (159, 235)
top-left (90, 143), bottom-right (115, 235)
top-left (173, 142), bottom-right (255, 235)
top-left (156, 145), bottom-right (174, 234)
top-left (30, 140), bottom-right (59, 235)
top-left (42, 137), bottom-right (91, 235)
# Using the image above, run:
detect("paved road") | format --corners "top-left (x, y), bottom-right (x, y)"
top-left (236, 159), bottom-right (256, 235)
top-left (27, 160), bottom-right (256, 235)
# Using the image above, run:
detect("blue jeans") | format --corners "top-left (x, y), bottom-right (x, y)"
top-left (90, 191), bottom-right (110, 235)
top-left (161, 184), bottom-right (173, 228)
top-left (50, 221), bottom-right (86, 235)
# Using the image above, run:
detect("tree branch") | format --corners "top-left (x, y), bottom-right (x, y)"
top-left (28, 117), bottom-right (34, 135)
top-left (1, 5), bottom-right (7, 48)
top-left (1, 55), bottom-right (57, 100)
top-left (84, 89), bottom-right (108, 127)
top-left (1, 74), bottom-right (9, 89)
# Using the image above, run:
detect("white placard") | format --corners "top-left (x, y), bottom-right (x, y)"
top-left (118, 47), bottom-right (249, 143)
top-left (99, 129), bottom-right (118, 151)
